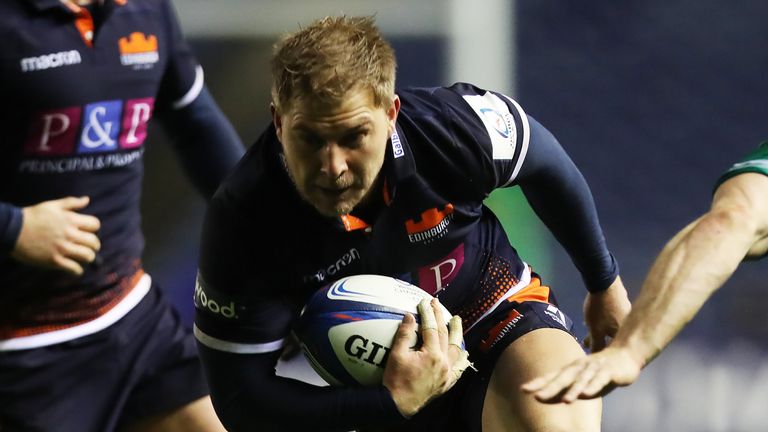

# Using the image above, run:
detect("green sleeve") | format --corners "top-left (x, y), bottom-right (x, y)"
top-left (714, 141), bottom-right (768, 190)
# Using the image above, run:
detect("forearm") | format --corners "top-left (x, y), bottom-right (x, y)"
top-left (517, 117), bottom-right (618, 291)
top-left (199, 346), bottom-right (404, 431)
top-left (613, 211), bottom-right (753, 365)
top-left (161, 86), bottom-right (245, 199)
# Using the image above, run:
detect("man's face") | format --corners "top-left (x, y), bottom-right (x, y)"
top-left (273, 88), bottom-right (400, 217)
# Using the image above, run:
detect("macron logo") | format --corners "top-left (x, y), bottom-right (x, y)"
top-left (21, 50), bottom-right (82, 73)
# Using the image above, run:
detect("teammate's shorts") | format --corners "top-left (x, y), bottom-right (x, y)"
top-left (382, 272), bottom-right (576, 432)
top-left (0, 283), bottom-right (209, 432)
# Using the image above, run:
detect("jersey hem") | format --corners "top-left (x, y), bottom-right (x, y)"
top-left (0, 273), bottom-right (152, 351)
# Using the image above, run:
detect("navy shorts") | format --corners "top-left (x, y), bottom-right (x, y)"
top-left (378, 274), bottom-right (576, 432)
top-left (0, 284), bottom-right (209, 432)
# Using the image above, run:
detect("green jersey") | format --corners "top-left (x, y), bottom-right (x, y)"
top-left (715, 141), bottom-right (768, 189)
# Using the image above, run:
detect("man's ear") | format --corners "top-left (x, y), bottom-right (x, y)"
top-left (271, 102), bottom-right (283, 142)
top-left (387, 95), bottom-right (401, 133)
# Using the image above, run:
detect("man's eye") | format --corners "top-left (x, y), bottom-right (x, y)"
top-left (299, 134), bottom-right (323, 148)
top-left (343, 131), bottom-right (367, 147)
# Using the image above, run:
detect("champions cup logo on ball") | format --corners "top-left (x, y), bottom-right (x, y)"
top-left (295, 275), bottom-right (456, 386)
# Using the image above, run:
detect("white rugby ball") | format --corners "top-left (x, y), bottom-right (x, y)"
top-left (294, 274), bottom-right (453, 386)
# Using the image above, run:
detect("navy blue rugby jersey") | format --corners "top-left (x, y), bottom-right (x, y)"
top-left (195, 83), bottom-right (617, 352)
top-left (0, 0), bottom-right (201, 335)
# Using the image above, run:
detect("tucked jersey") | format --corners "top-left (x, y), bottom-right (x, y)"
top-left (195, 83), bottom-right (614, 354)
top-left (716, 141), bottom-right (768, 187)
top-left (0, 0), bottom-right (201, 336)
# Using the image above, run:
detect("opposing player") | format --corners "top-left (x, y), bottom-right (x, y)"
top-left (0, 0), bottom-right (244, 431)
top-left (194, 16), bottom-right (630, 431)
top-left (523, 142), bottom-right (768, 403)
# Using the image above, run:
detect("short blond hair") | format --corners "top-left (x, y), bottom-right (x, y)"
top-left (271, 16), bottom-right (397, 112)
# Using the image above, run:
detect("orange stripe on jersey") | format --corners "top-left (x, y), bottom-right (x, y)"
top-left (478, 308), bottom-right (523, 352)
top-left (505, 275), bottom-right (551, 304)
top-left (340, 214), bottom-right (370, 232)
top-left (0, 269), bottom-right (145, 339)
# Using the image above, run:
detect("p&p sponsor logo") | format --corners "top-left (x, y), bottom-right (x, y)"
top-left (23, 98), bottom-right (155, 159)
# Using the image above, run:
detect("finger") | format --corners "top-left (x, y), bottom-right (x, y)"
top-left (431, 298), bottom-right (449, 352)
top-left (59, 242), bottom-right (97, 264)
top-left (521, 370), bottom-right (559, 393)
top-left (52, 254), bottom-right (84, 275)
top-left (69, 229), bottom-right (101, 252)
top-left (73, 214), bottom-right (101, 233)
top-left (561, 364), bottom-right (597, 403)
top-left (447, 315), bottom-right (464, 351)
top-left (527, 364), bottom-right (586, 402)
top-left (390, 313), bottom-right (418, 353)
top-left (580, 369), bottom-right (614, 400)
top-left (58, 196), bottom-right (90, 211)
top-left (417, 299), bottom-right (439, 350)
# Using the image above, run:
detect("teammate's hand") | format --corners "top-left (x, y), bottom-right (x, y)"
top-left (383, 298), bottom-right (470, 418)
top-left (583, 276), bottom-right (631, 352)
top-left (520, 345), bottom-right (643, 403)
top-left (11, 196), bottom-right (101, 276)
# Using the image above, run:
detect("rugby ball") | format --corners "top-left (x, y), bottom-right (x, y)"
top-left (294, 274), bottom-right (453, 386)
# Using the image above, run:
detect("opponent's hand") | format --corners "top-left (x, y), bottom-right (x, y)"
top-left (520, 345), bottom-right (643, 403)
top-left (583, 276), bottom-right (631, 352)
top-left (11, 196), bottom-right (101, 276)
top-left (383, 298), bottom-right (470, 417)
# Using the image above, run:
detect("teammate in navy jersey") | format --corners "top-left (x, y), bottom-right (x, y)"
top-left (0, 0), bottom-right (243, 431)
top-left (194, 16), bottom-right (631, 431)
top-left (524, 142), bottom-right (768, 404)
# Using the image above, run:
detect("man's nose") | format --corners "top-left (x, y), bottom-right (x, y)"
top-left (320, 143), bottom-right (348, 179)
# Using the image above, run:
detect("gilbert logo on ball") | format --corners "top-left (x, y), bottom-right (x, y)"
top-left (295, 274), bottom-right (453, 386)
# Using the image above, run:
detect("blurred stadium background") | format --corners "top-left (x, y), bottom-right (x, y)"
top-left (140, 1), bottom-right (768, 430)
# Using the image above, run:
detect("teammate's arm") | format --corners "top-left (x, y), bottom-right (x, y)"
top-left (153, 0), bottom-right (244, 199)
top-left (514, 117), bottom-right (631, 350)
top-left (522, 172), bottom-right (768, 403)
top-left (157, 86), bottom-right (245, 199)
top-left (3, 197), bottom-right (101, 275)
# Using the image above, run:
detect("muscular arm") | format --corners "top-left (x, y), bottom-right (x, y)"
top-left (522, 173), bottom-right (768, 402)
top-left (614, 173), bottom-right (768, 365)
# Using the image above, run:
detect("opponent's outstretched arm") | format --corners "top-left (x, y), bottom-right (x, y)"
top-left (522, 172), bottom-right (768, 403)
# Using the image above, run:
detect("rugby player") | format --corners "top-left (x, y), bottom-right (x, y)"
top-left (194, 15), bottom-right (631, 432)
top-left (0, 0), bottom-right (243, 430)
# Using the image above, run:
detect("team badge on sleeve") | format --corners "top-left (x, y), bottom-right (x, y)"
top-left (462, 92), bottom-right (521, 160)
